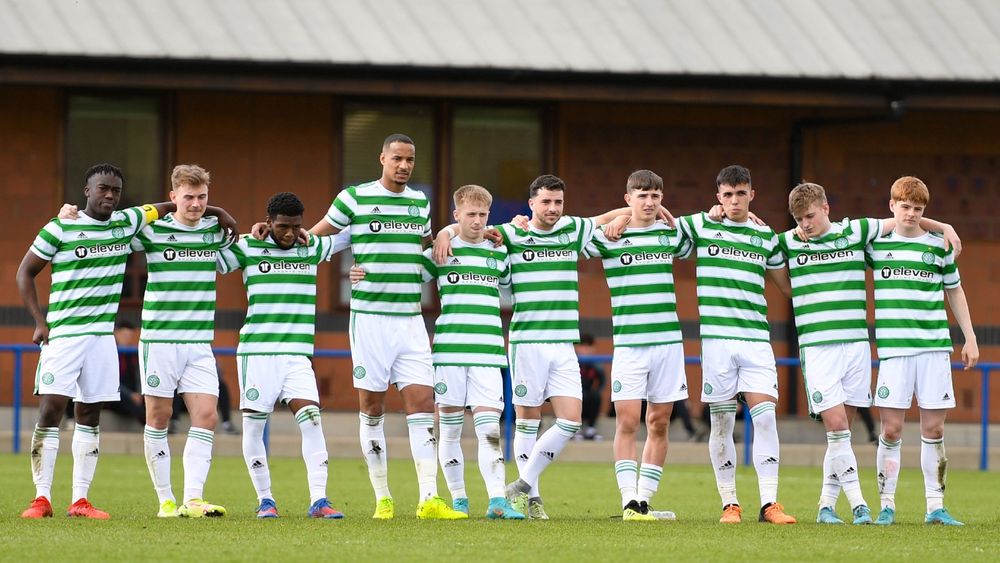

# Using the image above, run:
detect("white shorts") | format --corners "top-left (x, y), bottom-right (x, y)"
top-left (700, 339), bottom-right (778, 403)
top-left (611, 344), bottom-right (688, 403)
top-left (801, 342), bottom-right (872, 414)
top-left (434, 366), bottom-right (504, 410)
top-left (874, 351), bottom-right (955, 410)
top-left (509, 342), bottom-right (582, 406)
top-left (237, 355), bottom-right (319, 413)
top-left (349, 313), bottom-right (433, 392)
top-left (139, 342), bottom-right (219, 398)
top-left (35, 334), bottom-right (118, 403)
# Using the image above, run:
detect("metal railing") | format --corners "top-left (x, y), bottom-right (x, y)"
top-left (2, 343), bottom-right (996, 470)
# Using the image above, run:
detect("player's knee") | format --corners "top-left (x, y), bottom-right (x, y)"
top-left (192, 409), bottom-right (218, 430)
top-left (74, 403), bottom-right (102, 426)
top-left (881, 423), bottom-right (903, 441)
top-left (37, 399), bottom-right (65, 427)
top-left (645, 412), bottom-right (670, 437)
top-left (616, 414), bottom-right (641, 435)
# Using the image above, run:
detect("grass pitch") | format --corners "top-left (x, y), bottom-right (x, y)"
top-left (0, 453), bottom-right (998, 561)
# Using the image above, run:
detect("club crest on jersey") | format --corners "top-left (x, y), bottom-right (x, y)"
top-left (750, 235), bottom-right (763, 247)
top-left (203, 232), bottom-right (215, 243)
top-left (558, 233), bottom-right (570, 244)
top-left (486, 256), bottom-right (498, 269)
top-left (921, 251), bottom-right (936, 265)
top-left (297, 246), bottom-right (308, 257)
top-left (658, 234), bottom-right (669, 246)
top-left (112, 226), bottom-right (125, 238)
top-left (834, 237), bottom-right (848, 249)
top-left (407, 205), bottom-right (420, 217)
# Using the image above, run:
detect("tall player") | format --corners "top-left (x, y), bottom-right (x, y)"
top-left (218, 192), bottom-right (351, 519)
top-left (56, 164), bottom-right (234, 518)
top-left (17, 163), bottom-right (235, 519)
top-left (678, 165), bottom-right (796, 524)
top-left (582, 170), bottom-right (693, 521)
top-left (306, 134), bottom-right (466, 520)
top-left (867, 176), bottom-right (977, 526)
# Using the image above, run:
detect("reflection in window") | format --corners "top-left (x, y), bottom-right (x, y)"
top-left (340, 103), bottom-right (436, 307)
top-left (451, 107), bottom-right (542, 222)
top-left (65, 96), bottom-right (163, 304)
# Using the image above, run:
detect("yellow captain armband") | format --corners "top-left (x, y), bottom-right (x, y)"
top-left (140, 204), bottom-right (159, 223)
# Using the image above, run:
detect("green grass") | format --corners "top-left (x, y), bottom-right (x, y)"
top-left (0, 453), bottom-right (998, 561)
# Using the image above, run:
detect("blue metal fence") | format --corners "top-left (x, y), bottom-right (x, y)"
top-left (2, 343), bottom-right (996, 470)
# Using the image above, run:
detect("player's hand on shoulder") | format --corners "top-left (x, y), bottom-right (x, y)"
top-left (942, 225), bottom-right (962, 257)
top-left (794, 225), bottom-right (808, 241)
top-left (746, 211), bottom-right (767, 227)
top-left (217, 210), bottom-right (239, 244)
top-left (297, 228), bottom-right (310, 245)
top-left (603, 215), bottom-right (630, 241)
top-left (484, 228), bottom-right (503, 247)
top-left (657, 205), bottom-right (676, 228)
top-left (433, 229), bottom-right (454, 265)
top-left (707, 205), bottom-right (724, 222)
top-left (349, 264), bottom-right (366, 284)
top-left (250, 222), bottom-right (269, 241)
top-left (58, 203), bottom-right (79, 220)
top-left (511, 215), bottom-right (529, 230)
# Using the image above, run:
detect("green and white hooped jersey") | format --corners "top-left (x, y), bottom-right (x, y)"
top-left (499, 216), bottom-right (596, 343)
top-left (132, 215), bottom-right (230, 343)
top-left (217, 233), bottom-right (350, 356)
top-left (778, 217), bottom-right (882, 348)
top-left (679, 213), bottom-right (783, 342)
top-left (583, 222), bottom-right (692, 347)
top-left (30, 207), bottom-right (152, 340)
top-left (324, 181), bottom-right (431, 316)
top-left (422, 239), bottom-right (511, 367)
top-left (866, 230), bottom-right (959, 360)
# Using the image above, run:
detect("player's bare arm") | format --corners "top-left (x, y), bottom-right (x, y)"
top-left (15, 251), bottom-right (50, 345)
top-left (766, 267), bottom-right (792, 300)
top-left (945, 285), bottom-right (979, 369)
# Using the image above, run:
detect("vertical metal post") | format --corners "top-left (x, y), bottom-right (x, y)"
top-left (13, 348), bottom-right (23, 454)
top-left (743, 403), bottom-right (752, 466)
top-left (502, 368), bottom-right (514, 462)
top-left (981, 367), bottom-right (990, 471)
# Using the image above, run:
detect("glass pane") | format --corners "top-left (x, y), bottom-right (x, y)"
top-left (340, 103), bottom-right (436, 306)
top-left (65, 96), bottom-right (163, 209)
top-left (451, 106), bottom-right (542, 221)
top-left (65, 96), bottom-right (162, 304)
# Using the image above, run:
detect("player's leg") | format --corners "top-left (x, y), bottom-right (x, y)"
top-left (465, 367), bottom-right (519, 519)
top-left (510, 343), bottom-right (543, 502)
top-left (873, 355), bottom-right (913, 525)
top-left (237, 355), bottom-right (279, 518)
top-left (66, 335), bottom-right (118, 519)
top-left (701, 339), bottom-right (741, 522)
top-left (613, 399), bottom-right (643, 513)
top-left (639, 343), bottom-right (688, 520)
top-left (140, 342), bottom-right (181, 516)
top-left (175, 345), bottom-right (225, 517)
top-left (435, 367), bottom-right (469, 512)
top-left (914, 351), bottom-right (960, 525)
top-left (350, 312), bottom-right (395, 516)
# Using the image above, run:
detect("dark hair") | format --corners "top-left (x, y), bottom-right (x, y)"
top-left (528, 174), bottom-right (566, 198)
top-left (579, 333), bottom-right (595, 346)
top-left (266, 192), bottom-right (305, 218)
top-left (84, 163), bottom-right (124, 184)
top-left (627, 170), bottom-right (663, 193)
top-left (716, 165), bottom-right (751, 188)
top-left (382, 133), bottom-right (415, 152)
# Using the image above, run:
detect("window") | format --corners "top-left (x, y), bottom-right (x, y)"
top-left (451, 106), bottom-right (542, 221)
top-left (65, 95), bottom-right (164, 304)
top-left (339, 103), bottom-right (436, 306)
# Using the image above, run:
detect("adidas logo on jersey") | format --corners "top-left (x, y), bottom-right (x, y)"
top-left (885, 252), bottom-right (894, 259)
top-left (714, 232), bottom-right (724, 239)
top-left (261, 249), bottom-right (270, 255)
top-left (761, 456), bottom-right (779, 465)
top-left (525, 237), bottom-right (536, 245)
top-left (718, 460), bottom-right (734, 470)
top-left (622, 239), bottom-right (633, 246)
top-left (450, 257), bottom-right (461, 265)
top-left (76, 232), bottom-right (87, 239)
top-left (371, 206), bottom-right (381, 214)
top-left (167, 234), bottom-right (178, 242)
top-left (444, 459), bottom-right (461, 467)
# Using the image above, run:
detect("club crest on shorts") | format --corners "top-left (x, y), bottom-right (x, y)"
top-left (612, 380), bottom-right (622, 393)
top-left (434, 382), bottom-right (447, 395)
top-left (41, 372), bottom-right (54, 385)
top-left (811, 391), bottom-right (822, 403)
top-left (877, 386), bottom-right (890, 399)
top-left (514, 384), bottom-right (528, 397)
top-left (353, 366), bottom-right (366, 379)
top-left (703, 382), bottom-right (713, 395)
top-left (146, 374), bottom-right (160, 388)
top-left (245, 388), bottom-right (260, 401)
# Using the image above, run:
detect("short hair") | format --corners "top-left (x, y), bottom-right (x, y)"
top-left (454, 184), bottom-right (493, 208)
top-left (890, 176), bottom-right (930, 206)
top-left (528, 174), bottom-right (565, 198)
top-left (382, 133), bottom-right (415, 152)
top-left (266, 192), bottom-right (305, 218)
top-left (626, 170), bottom-right (663, 193)
top-left (716, 165), bottom-right (752, 188)
top-left (84, 163), bottom-right (124, 184)
top-left (171, 164), bottom-right (211, 189)
top-left (788, 182), bottom-right (827, 216)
